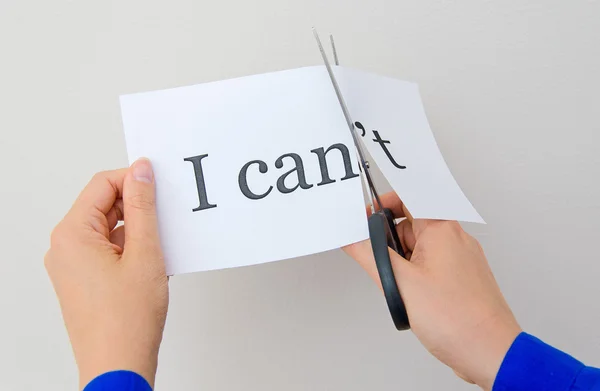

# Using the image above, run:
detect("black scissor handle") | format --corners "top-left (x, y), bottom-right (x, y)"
top-left (368, 210), bottom-right (410, 331)
top-left (382, 208), bottom-right (406, 259)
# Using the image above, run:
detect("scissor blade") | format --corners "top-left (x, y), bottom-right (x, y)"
top-left (330, 34), bottom-right (339, 66)
top-left (313, 28), bottom-right (382, 211)
top-left (312, 29), bottom-right (357, 138)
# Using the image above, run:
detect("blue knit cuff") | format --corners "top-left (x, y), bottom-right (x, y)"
top-left (83, 370), bottom-right (152, 391)
top-left (493, 332), bottom-right (584, 391)
top-left (572, 366), bottom-right (600, 390)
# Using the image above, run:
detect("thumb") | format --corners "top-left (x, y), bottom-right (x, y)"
top-left (122, 158), bottom-right (161, 255)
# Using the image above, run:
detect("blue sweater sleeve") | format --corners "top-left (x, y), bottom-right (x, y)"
top-left (493, 332), bottom-right (600, 391)
top-left (83, 370), bottom-right (152, 391)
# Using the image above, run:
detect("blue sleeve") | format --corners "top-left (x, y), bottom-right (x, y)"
top-left (493, 332), bottom-right (600, 391)
top-left (83, 370), bottom-right (152, 391)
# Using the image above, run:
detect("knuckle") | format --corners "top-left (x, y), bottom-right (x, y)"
top-left (439, 221), bottom-right (463, 238)
top-left (470, 236), bottom-right (485, 253)
top-left (49, 223), bottom-right (68, 247)
top-left (476, 241), bottom-right (484, 254)
top-left (422, 220), bottom-right (464, 241)
top-left (91, 170), bottom-right (109, 184)
top-left (427, 220), bottom-right (452, 233)
top-left (445, 220), bottom-right (464, 233)
top-left (43, 251), bottom-right (53, 270)
top-left (90, 170), bottom-right (120, 191)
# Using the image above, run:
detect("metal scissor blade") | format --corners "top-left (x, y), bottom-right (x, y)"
top-left (312, 28), bottom-right (382, 211)
top-left (329, 34), bottom-right (339, 66)
top-left (312, 29), bottom-right (357, 144)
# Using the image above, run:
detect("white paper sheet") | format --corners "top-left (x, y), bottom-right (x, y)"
top-left (335, 67), bottom-right (484, 223)
top-left (120, 67), bottom-right (370, 275)
top-left (120, 65), bottom-right (484, 275)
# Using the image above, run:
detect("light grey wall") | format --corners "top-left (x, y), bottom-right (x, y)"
top-left (1, 0), bottom-right (599, 390)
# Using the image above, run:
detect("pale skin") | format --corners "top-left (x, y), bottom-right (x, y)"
top-left (45, 158), bottom-right (521, 390)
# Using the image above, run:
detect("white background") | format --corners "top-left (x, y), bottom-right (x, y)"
top-left (1, 1), bottom-right (599, 390)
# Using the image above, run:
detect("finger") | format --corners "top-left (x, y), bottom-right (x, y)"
top-left (70, 169), bottom-right (127, 218)
top-left (106, 199), bottom-right (124, 231)
top-left (343, 239), bottom-right (414, 292)
top-left (343, 216), bottom-right (416, 264)
top-left (396, 219), bottom-right (416, 254)
top-left (109, 225), bottom-right (125, 252)
top-left (366, 192), bottom-right (413, 222)
top-left (67, 169), bottom-right (128, 236)
top-left (344, 240), bottom-right (378, 278)
top-left (122, 158), bottom-right (161, 258)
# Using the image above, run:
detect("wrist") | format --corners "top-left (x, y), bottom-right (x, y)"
top-left (451, 313), bottom-right (521, 390)
top-left (77, 344), bottom-right (158, 390)
top-left (471, 319), bottom-right (522, 390)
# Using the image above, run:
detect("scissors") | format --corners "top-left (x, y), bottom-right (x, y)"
top-left (313, 29), bottom-right (410, 331)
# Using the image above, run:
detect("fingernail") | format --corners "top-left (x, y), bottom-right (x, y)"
top-left (133, 158), bottom-right (154, 183)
